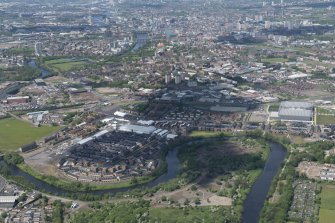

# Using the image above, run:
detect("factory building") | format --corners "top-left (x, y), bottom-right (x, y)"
top-left (20, 142), bottom-right (38, 153)
top-left (119, 124), bottom-right (156, 135)
top-left (5, 96), bottom-right (29, 104)
top-left (165, 74), bottom-right (172, 84)
top-left (0, 196), bottom-right (18, 208)
top-left (278, 101), bottom-right (313, 122)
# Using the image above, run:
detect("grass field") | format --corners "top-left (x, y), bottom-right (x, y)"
top-left (316, 107), bottom-right (335, 125)
top-left (317, 108), bottom-right (335, 115)
top-left (189, 131), bottom-right (232, 138)
top-left (319, 184), bottom-right (335, 223)
top-left (261, 57), bottom-right (289, 63)
top-left (316, 115), bottom-right (335, 125)
top-left (44, 58), bottom-right (88, 73)
top-left (268, 104), bottom-right (280, 112)
top-left (0, 118), bottom-right (60, 153)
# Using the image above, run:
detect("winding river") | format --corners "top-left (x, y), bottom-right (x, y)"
top-left (9, 150), bottom-right (180, 197)
top-left (242, 142), bottom-right (287, 223)
top-left (27, 60), bottom-right (51, 78)
top-left (8, 141), bottom-right (287, 222)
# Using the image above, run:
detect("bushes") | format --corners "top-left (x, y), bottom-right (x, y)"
top-left (4, 152), bottom-right (24, 165)
top-left (0, 66), bottom-right (40, 82)
top-left (293, 141), bottom-right (335, 163)
top-left (69, 200), bottom-right (151, 223)
top-left (52, 200), bottom-right (64, 223)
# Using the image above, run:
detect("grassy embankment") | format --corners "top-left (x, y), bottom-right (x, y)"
top-left (17, 162), bottom-right (158, 192)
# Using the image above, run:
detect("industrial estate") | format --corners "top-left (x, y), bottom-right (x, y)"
top-left (1, 0), bottom-right (335, 222)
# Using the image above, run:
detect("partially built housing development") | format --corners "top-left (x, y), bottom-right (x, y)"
top-left (278, 101), bottom-right (314, 122)
top-left (59, 122), bottom-right (172, 183)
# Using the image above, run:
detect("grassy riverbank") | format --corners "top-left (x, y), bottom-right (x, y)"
top-left (5, 131), bottom-right (272, 207)
top-left (16, 162), bottom-right (163, 192)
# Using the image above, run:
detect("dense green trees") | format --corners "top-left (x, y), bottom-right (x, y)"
top-left (260, 141), bottom-right (334, 222)
top-left (52, 200), bottom-right (64, 223)
top-left (70, 200), bottom-right (150, 223)
top-left (294, 141), bottom-right (335, 163)
top-left (0, 66), bottom-right (40, 82)
top-left (70, 200), bottom-right (241, 223)
top-left (4, 152), bottom-right (24, 165)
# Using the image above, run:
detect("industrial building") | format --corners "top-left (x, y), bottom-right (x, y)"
top-left (5, 96), bottom-right (29, 104)
top-left (278, 101), bottom-right (313, 122)
top-left (20, 142), bottom-right (38, 153)
top-left (0, 196), bottom-right (18, 208)
top-left (119, 124), bottom-right (156, 134)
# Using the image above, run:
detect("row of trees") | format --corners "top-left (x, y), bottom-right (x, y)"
top-left (52, 200), bottom-right (64, 223)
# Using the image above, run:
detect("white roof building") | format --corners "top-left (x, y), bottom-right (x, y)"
top-left (119, 124), bottom-right (156, 134)
top-left (114, 111), bottom-right (127, 117)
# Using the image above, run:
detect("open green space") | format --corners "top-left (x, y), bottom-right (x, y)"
top-left (305, 60), bottom-right (333, 69)
top-left (316, 115), bottom-right (335, 125)
top-left (69, 200), bottom-right (239, 223)
top-left (317, 107), bottom-right (335, 115)
top-left (150, 206), bottom-right (236, 223)
top-left (261, 57), bottom-right (289, 63)
top-left (319, 184), bottom-right (335, 223)
top-left (0, 66), bottom-right (40, 82)
top-left (44, 58), bottom-right (88, 73)
top-left (189, 131), bottom-right (232, 138)
top-left (268, 104), bottom-right (280, 112)
top-left (0, 118), bottom-right (60, 153)
top-left (5, 47), bottom-right (34, 56)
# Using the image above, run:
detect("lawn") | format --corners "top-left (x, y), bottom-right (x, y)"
top-left (268, 104), bottom-right (280, 112)
top-left (316, 115), bottom-right (335, 125)
top-left (0, 118), bottom-right (60, 153)
top-left (319, 184), bottom-right (335, 223)
top-left (44, 58), bottom-right (88, 73)
top-left (315, 107), bottom-right (335, 125)
top-left (261, 57), bottom-right (289, 63)
top-left (50, 61), bottom-right (86, 72)
top-left (317, 107), bottom-right (335, 115)
top-left (189, 131), bottom-right (232, 138)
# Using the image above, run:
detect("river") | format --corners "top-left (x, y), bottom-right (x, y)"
top-left (242, 142), bottom-right (287, 223)
top-left (27, 60), bottom-right (51, 78)
top-left (9, 150), bottom-right (180, 197)
top-left (8, 141), bottom-right (286, 222)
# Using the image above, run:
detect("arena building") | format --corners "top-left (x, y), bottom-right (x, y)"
top-left (278, 101), bottom-right (313, 122)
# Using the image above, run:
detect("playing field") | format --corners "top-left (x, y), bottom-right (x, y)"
top-left (189, 131), bottom-right (232, 138)
top-left (0, 118), bottom-right (60, 153)
top-left (44, 58), bottom-right (87, 73)
top-left (316, 108), bottom-right (335, 125)
top-left (261, 57), bottom-right (289, 63)
top-left (319, 184), bottom-right (335, 223)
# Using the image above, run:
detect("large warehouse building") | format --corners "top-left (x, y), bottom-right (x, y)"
top-left (278, 101), bottom-right (313, 122)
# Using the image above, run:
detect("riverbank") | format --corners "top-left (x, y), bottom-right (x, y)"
top-left (5, 149), bottom-right (180, 200)
top-left (242, 142), bottom-right (287, 223)
top-left (17, 163), bottom-right (157, 191)
top-left (68, 132), bottom-right (284, 223)
top-left (5, 131), bottom-right (287, 223)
